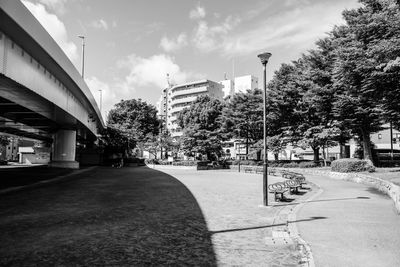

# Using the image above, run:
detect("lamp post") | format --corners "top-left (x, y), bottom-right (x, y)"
top-left (78, 35), bottom-right (85, 78)
top-left (257, 52), bottom-right (272, 206)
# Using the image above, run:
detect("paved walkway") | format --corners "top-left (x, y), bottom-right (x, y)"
top-left (0, 166), bottom-right (310, 266)
top-left (2, 166), bottom-right (399, 266)
top-left (296, 173), bottom-right (400, 267)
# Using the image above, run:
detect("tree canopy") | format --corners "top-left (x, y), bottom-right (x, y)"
top-left (106, 99), bottom-right (160, 154)
top-left (177, 95), bottom-right (224, 160)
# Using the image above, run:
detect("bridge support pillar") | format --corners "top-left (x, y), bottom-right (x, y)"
top-left (50, 130), bottom-right (79, 169)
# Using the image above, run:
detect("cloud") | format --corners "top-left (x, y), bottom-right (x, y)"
top-left (160, 33), bottom-right (188, 52)
top-left (190, 0), bottom-right (360, 57)
top-left (192, 16), bottom-right (241, 52)
top-left (87, 54), bottom-right (203, 118)
top-left (90, 19), bottom-right (109, 30)
top-left (189, 4), bottom-right (206, 20)
top-left (22, 1), bottom-right (78, 62)
top-left (218, 1), bottom-right (359, 57)
top-left (120, 54), bottom-right (198, 88)
top-left (38, 0), bottom-right (67, 15)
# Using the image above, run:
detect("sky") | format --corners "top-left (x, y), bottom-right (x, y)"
top-left (21, 0), bottom-right (361, 121)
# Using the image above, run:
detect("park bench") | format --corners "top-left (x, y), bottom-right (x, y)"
top-left (280, 170), bottom-right (307, 188)
top-left (293, 176), bottom-right (307, 189)
top-left (244, 167), bottom-right (253, 173)
top-left (284, 179), bottom-right (301, 194)
top-left (268, 168), bottom-right (277, 176)
top-left (268, 182), bottom-right (288, 201)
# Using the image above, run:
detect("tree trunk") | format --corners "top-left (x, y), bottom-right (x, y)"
top-left (256, 149), bottom-right (261, 161)
top-left (313, 147), bottom-right (320, 162)
top-left (274, 153), bottom-right (279, 161)
top-left (245, 136), bottom-right (249, 160)
top-left (339, 142), bottom-right (344, 159)
top-left (361, 128), bottom-right (373, 163)
top-left (206, 151), bottom-right (212, 161)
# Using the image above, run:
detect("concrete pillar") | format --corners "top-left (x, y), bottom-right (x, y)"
top-left (50, 129), bottom-right (79, 169)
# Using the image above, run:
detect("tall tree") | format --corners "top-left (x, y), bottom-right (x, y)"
top-left (330, 0), bottom-right (400, 161)
top-left (177, 95), bottom-right (224, 160)
top-left (107, 99), bottom-right (160, 154)
top-left (221, 89), bottom-right (263, 159)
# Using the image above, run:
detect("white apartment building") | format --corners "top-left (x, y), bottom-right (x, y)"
top-left (219, 79), bottom-right (234, 98)
top-left (234, 75), bottom-right (258, 94)
top-left (160, 80), bottom-right (224, 137)
top-left (219, 75), bottom-right (258, 98)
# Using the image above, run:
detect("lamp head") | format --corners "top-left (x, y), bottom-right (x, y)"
top-left (257, 52), bottom-right (272, 65)
top-left (78, 35), bottom-right (85, 39)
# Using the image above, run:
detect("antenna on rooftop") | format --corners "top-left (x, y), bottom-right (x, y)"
top-left (166, 73), bottom-right (172, 88)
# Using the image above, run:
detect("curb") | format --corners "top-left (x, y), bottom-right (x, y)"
top-left (0, 166), bottom-right (98, 195)
top-left (287, 181), bottom-right (322, 267)
top-left (269, 179), bottom-right (321, 267)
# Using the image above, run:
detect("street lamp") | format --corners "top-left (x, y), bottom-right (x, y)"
top-left (78, 35), bottom-right (85, 78)
top-left (257, 52), bottom-right (272, 206)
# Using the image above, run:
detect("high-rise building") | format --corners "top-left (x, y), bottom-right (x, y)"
top-left (159, 80), bottom-right (224, 137)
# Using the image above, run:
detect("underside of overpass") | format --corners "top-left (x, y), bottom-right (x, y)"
top-left (0, 0), bottom-right (105, 168)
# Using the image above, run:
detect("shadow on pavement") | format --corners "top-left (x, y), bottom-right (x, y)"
top-left (272, 196), bottom-right (371, 207)
top-left (0, 166), bottom-right (217, 266)
top-left (210, 216), bottom-right (328, 234)
top-left (0, 165), bottom-right (74, 190)
top-left (365, 187), bottom-right (390, 198)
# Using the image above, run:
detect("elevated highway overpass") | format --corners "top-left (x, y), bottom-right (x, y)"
top-left (0, 0), bottom-right (105, 168)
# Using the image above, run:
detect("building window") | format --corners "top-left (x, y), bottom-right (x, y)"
top-left (378, 134), bottom-right (382, 139)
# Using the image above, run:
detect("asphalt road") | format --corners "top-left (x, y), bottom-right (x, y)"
top-left (296, 173), bottom-right (400, 267)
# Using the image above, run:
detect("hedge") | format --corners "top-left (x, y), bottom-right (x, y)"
top-left (331, 158), bottom-right (375, 173)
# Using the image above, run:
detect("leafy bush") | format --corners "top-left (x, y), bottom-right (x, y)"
top-left (231, 160), bottom-right (262, 166)
top-left (126, 158), bottom-right (145, 164)
top-left (196, 161), bottom-right (209, 167)
top-left (145, 159), bottom-right (159, 165)
top-left (172, 160), bottom-right (198, 166)
top-left (268, 161), bottom-right (283, 167)
top-left (331, 158), bottom-right (375, 173)
top-left (299, 161), bottom-right (319, 168)
top-left (281, 162), bottom-right (299, 168)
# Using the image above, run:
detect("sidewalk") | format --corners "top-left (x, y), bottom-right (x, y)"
top-left (296, 173), bottom-right (400, 267)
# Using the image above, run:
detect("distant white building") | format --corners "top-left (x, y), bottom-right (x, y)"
top-left (219, 75), bottom-right (258, 98)
top-left (234, 75), bottom-right (258, 94)
top-left (219, 79), bottom-right (234, 98)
